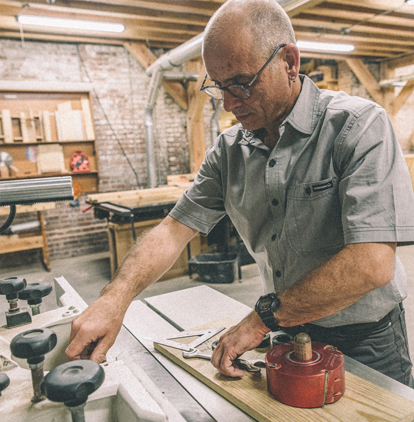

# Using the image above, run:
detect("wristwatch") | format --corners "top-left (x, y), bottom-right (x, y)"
top-left (255, 293), bottom-right (280, 332)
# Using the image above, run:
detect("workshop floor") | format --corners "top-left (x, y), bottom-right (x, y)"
top-left (1, 245), bottom-right (414, 363)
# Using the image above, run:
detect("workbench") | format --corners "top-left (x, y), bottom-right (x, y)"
top-left (111, 285), bottom-right (414, 422)
top-left (0, 203), bottom-right (55, 271)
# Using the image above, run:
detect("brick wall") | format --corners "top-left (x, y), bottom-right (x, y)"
top-left (0, 39), bottom-right (190, 266)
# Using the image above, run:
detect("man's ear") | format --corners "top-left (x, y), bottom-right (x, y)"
top-left (283, 44), bottom-right (300, 78)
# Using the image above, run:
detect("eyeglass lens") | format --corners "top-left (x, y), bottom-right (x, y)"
top-left (203, 84), bottom-right (250, 100)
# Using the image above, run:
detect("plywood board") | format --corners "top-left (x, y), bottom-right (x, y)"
top-left (42, 110), bottom-right (53, 142)
top-left (37, 143), bottom-right (66, 174)
top-left (1, 109), bottom-right (13, 143)
top-left (81, 98), bottom-right (95, 140)
top-left (155, 318), bottom-right (414, 422)
top-left (57, 101), bottom-right (75, 141)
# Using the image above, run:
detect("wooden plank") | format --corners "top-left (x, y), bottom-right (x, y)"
top-left (37, 143), bottom-right (66, 174)
top-left (284, 0), bottom-right (326, 17)
top-left (345, 58), bottom-right (384, 106)
top-left (123, 300), bottom-right (254, 422)
top-left (0, 202), bottom-right (55, 216)
top-left (0, 235), bottom-right (43, 253)
top-left (86, 186), bottom-right (186, 205)
top-left (390, 79), bottom-right (414, 114)
top-left (1, 109), bottom-right (13, 143)
top-left (42, 110), bottom-right (53, 142)
top-left (186, 60), bottom-right (208, 173)
top-left (81, 98), bottom-right (95, 140)
top-left (57, 101), bottom-right (76, 141)
top-left (155, 318), bottom-right (414, 422)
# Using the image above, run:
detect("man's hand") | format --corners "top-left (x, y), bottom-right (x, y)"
top-left (211, 311), bottom-right (269, 377)
top-left (65, 294), bottom-right (125, 363)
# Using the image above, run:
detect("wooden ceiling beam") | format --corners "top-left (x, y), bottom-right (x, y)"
top-left (345, 58), bottom-right (384, 105)
top-left (326, 0), bottom-right (407, 11)
top-left (390, 79), bottom-right (414, 114)
top-left (292, 16), bottom-right (414, 39)
top-left (294, 27), bottom-right (414, 47)
top-left (302, 6), bottom-right (414, 27)
top-left (6, 0), bottom-right (219, 17)
top-left (0, 1), bottom-right (212, 26)
top-left (124, 41), bottom-right (188, 110)
top-left (386, 53), bottom-right (414, 70)
top-left (0, 29), bottom-right (183, 48)
top-left (283, 0), bottom-right (326, 17)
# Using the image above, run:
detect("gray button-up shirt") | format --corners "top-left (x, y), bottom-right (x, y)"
top-left (170, 75), bottom-right (414, 327)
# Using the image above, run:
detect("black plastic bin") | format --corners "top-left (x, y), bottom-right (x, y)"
top-left (188, 252), bottom-right (238, 284)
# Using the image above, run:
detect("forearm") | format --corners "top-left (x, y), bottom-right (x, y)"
top-left (275, 242), bottom-right (396, 327)
top-left (100, 216), bottom-right (198, 310)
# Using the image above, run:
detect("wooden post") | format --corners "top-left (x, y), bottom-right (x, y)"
top-left (186, 60), bottom-right (208, 173)
top-left (345, 58), bottom-right (384, 106)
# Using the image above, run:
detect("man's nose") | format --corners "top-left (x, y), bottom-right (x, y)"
top-left (222, 90), bottom-right (243, 112)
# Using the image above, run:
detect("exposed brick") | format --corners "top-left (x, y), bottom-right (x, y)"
top-left (0, 39), bottom-right (191, 266)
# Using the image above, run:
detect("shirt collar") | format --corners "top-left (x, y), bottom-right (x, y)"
top-left (283, 74), bottom-right (320, 135)
top-left (239, 74), bottom-right (320, 146)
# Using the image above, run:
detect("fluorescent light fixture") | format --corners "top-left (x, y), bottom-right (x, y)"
top-left (392, 81), bottom-right (407, 87)
top-left (16, 15), bottom-right (125, 33)
top-left (297, 40), bottom-right (355, 52)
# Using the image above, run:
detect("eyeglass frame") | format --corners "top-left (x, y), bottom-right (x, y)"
top-left (200, 43), bottom-right (287, 100)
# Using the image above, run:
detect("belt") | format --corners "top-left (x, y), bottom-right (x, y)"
top-left (305, 303), bottom-right (401, 336)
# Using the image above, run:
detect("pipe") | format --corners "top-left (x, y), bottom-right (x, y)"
top-left (146, 32), bottom-right (204, 76)
top-left (144, 32), bottom-right (204, 188)
top-left (145, 68), bottom-right (164, 188)
top-left (163, 72), bottom-right (199, 81)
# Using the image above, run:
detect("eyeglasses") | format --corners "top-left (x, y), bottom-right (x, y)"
top-left (200, 44), bottom-right (286, 100)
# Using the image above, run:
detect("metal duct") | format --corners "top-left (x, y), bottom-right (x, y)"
top-left (144, 32), bottom-right (204, 188)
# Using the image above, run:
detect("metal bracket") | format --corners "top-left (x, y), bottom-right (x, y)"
top-left (145, 327), bottom-right (225, 352)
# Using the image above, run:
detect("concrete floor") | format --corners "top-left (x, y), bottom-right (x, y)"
top-left (1, 245), bottom-right (414, 362)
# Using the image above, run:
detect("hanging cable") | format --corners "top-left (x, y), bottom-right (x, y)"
top-left (76, 44), bottom-right (140, 188)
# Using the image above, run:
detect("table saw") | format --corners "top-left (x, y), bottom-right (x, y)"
top-left (1, 277), bottom-right (414, 421)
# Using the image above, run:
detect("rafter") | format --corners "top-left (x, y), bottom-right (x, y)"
top-left (345, 58), bottom-right (384, 105)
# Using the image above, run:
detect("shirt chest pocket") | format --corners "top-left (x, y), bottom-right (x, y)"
top-left (285, 177), bottom-right (344, 254)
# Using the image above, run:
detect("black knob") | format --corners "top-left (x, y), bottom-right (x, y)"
top-left (10, 328), bottom-right (57, 365)
top-left (19, 283), bottom-right (52, 305)
top-left (42, 360), bottom-right (105, 407)
top-left (0, 373), bottom-right (10, 395)
top-left (0, 277), bottom-right (27, 300)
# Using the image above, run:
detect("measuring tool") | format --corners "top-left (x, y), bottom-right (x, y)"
top-left (145, 327), bottom-right (225, 352)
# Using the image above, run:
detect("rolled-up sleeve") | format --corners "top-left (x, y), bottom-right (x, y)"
top-left (336, 105), bottom-right (414, 245)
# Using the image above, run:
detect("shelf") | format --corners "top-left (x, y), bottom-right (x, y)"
top-left (5, 171), bottom-right (98, 180)
top-left (0, 87), bottom-right (99, 193)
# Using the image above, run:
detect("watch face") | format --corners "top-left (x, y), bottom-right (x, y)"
top-left (259, 297), bottom-right (273, 310)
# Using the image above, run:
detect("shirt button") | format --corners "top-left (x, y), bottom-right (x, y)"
top-left (272, 199), bottom-right (279, 206)
top-left (269, 159), bottom-right (276, 167)
top-left (275, 270), bottom-right (282, 278)
top-left (271, 234), bottom-right (276, 241)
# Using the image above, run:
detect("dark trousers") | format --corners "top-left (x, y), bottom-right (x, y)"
top-left (284, 304), bottom-right (414, 387)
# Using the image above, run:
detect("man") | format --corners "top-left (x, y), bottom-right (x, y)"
top-left (67, 0), bottom-right (414, 386)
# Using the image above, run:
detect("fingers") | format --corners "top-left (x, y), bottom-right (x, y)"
top-left (211, 342), bottom-right (245, 378)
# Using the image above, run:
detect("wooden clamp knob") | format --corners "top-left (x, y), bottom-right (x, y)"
top-left (294, 332), bottom-right (312, 362)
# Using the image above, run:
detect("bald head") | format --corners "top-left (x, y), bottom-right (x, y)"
top-left (203, 0), bottom-right (296, 61)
